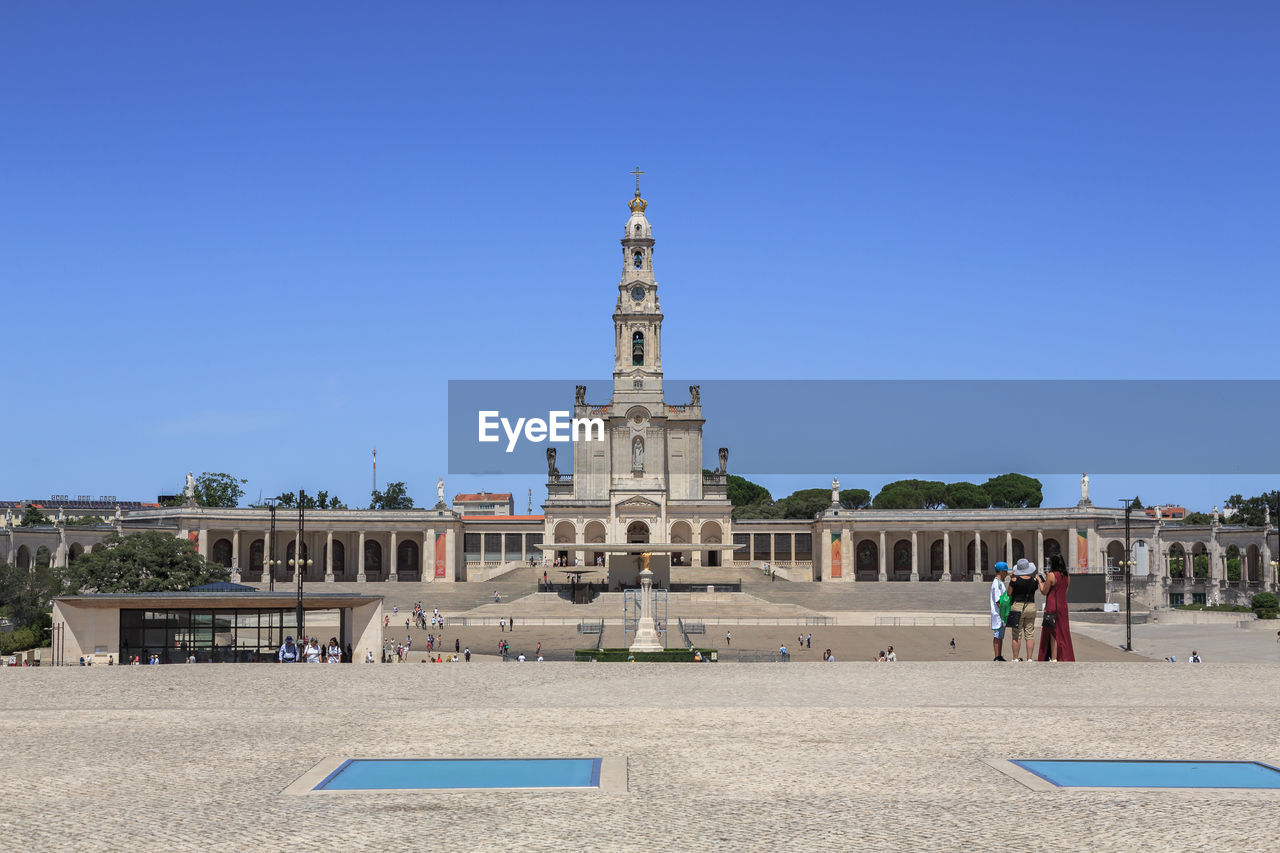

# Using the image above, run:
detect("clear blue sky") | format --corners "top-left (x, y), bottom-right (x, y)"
top-left (3, 2), bottom-right (1278, 511)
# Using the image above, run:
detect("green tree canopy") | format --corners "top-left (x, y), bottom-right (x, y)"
top-left (1181, 511), bottom-right (1213, 525)
top-left (722, 473), bottom-right (771, 507)
top-left (944, 481), bottom-right (990, 509)
top-left (731, 501), bottom-right (782, 520)
top-left (166, 472), bottom-right (248, 508)
top-left (774, 488), bottom-right (832, 519)
top-left (276, 490), bottom-right (347, 509)
top-left (873, 479), bottom-right (947, 509)
top-left (981, 473), bottom-right (1043, 508)
top-left (67, 530), bottom-right (228, 594)
top-left (0, 560), bottom-right (66, 630)
top-left (370, 481), bottom-right (414, 510)
top-left (839, 488), bottom-right (871, 510)
top-left (18, 507), bottom-right (51, 526)
top-left (1130, 495), bottom-right (1144, 510)
top-left (1223, 492), bottom-right (1277, 527)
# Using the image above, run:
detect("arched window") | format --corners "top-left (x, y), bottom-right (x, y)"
top-left (331, 540), bottom-right (345, 576)
top-left (398, 540), bottom-right (419, 580)
top-left (365, 540), bottom-right (382, 578)
top-left (632, 331), bottom-right (644, 365)
top-left (211, 538), bottom-right (233, 568)
top-left (249, 539), bottom-right (264, 576)
top-left (634, 223), bottom-right (641, 234)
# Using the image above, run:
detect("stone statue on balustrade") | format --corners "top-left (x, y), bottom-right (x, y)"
top-left (575, 385), bottom-right (586, 406)
top-left (718, 447), bottom-right (728, 475)
top-left (546, 447), bottom-right (559, 482)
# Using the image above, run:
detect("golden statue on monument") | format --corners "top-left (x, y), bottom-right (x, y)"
top-left (640, 551), bottom-right (651, 572)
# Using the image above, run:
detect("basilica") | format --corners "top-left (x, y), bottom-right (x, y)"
top-left (3, 184), bottom-right (1276, 610)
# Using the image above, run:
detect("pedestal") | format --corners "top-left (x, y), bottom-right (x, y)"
top-left (629, 569), bottom-right (664, 653)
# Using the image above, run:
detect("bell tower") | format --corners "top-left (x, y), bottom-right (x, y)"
top-left (613, 167), bottom-right (663, 403)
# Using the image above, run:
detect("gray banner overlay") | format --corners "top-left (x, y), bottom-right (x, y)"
top-left (448, 379), bottom-right (1280, 475)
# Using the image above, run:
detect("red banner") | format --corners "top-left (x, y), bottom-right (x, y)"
top-left (1077, 529), bottom-right (1089, 572)
top-left (434, 533), bottom-right (447, 579)
top-left (830, 532), bottom-right (842, 579)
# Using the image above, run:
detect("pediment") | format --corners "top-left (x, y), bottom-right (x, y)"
top-left (616, 495), bottom-right (661, 513)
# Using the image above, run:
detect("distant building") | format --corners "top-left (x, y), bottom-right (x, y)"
top-left (452, 492), bottom-right (514, 516)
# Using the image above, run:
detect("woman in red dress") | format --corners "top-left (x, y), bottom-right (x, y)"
top-left (1036, 554), bottom-right (1076, 661)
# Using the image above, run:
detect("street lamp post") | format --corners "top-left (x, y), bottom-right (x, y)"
top-left (290, 489), bottom-right (313, 640)
top-left (1120, 498), bottom-right (1136, 652)
top-left (265, 498), bottom-right (279, 592)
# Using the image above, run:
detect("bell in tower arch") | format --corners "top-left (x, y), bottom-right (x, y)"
top-left (633, 250), bottom-right (643, 269)
top-left (632, 331), bottom-right (644, 365)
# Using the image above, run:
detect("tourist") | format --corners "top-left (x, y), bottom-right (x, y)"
top-left (990, 561), bottom-right (1010, 661)
top-left (510, 616), bottom-right (515, 629)
top-left (725, 630), bottom-right (732, 646)
top-left (384, 615), bottom-right (390, 628)
top-left (364, 650), bottom-right (375, 663)
top-left (1036, 554), bottom-right (1076, 661)
top-left (779, 643), bottom-right (787, 657)
top-left (456, 638), bottom-right (461, 654)
top-left (886, 646), bottom-right (897, 662)
top-left (517, 653), bottom-right (526, 662)
top-left (278, 635), bottom-right (298, 663)
top-left (1008, 559), bottom-right (1039, 662)
top-left (1189, 650), bottom-right (1202, 662)
top-left (304, 637), bottom-right (323, 663)
top-left (806, 633), bottom-right (812, 649)
top-left (149, 654), bottom-right (159, 665)
top-left (326, 637), bottom-right (341, 664)
top-left (949, 637), bottom-right (956, 654)
top-left (536, 654), bottom-right (544, 662)
top-left (824, 649), bottom-right (835, 662)
top-left (873, 650), bottom-right (886, 662)
top-left (500, 617), bottom-right (506, 633)
top-left (493, 590), bottom-right (500, 603)
top-left (535, 641), bottom-right (541, 657)
top-left (464, 647), bottom-right (471, 662)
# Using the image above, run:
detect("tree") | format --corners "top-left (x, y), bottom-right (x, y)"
top-left (193, 472), bottom-right (247, 507)
top-left (732, 501), bottom-right (782, 520)
top-left (370, 481), bottom-right (414, 510)
top-left (839, 488), bottom-right (871, 510)
top-left (1223, 492), bottom-right (1277, 528)
top-left (67, 530), bottom-right (228, 593)
top-left (1181, 511), bottom-right (1213, 525)
top-left (982, 473), bottom-right (1043, 508)
top-left (1130, 495), bottom-right (1144, 511)
top-left (872, 480), bottom-right (946, 509)
top-left (944, 482), bottom-right (990, 509)
top-left (720, 473), bottom-right (771, 507)
top-left (774, 489), bottom-right (832, 519)
top-left (64, 515), bottom-right (106, 526)
top-left (0, 560), bottom-right (66, 632)
top-left (276, 490), bottom-right (347, 510)
top-left (18, 507), bottom-right (51, 527)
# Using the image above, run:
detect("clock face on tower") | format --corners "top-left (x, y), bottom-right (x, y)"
top-left (631, 285), bottom-right (645, 302)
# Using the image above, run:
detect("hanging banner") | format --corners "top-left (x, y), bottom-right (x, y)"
top-left (830, 532), bottom-right (842, 579)
top-left (1077, 529), bottom-right (1089, 572)
top-left (434, 533), bottom-right (447, 578)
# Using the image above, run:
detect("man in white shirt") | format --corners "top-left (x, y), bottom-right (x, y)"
top-left (990, 561), bottom-right (1010, 662)
top-left (1189, 650), bottom-right (1202, 662)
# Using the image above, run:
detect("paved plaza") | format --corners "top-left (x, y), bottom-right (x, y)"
top-left (4, 662), bottom-right (1279, 851)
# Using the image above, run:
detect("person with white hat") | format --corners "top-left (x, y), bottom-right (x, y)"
top-left (1008, 559), bottom-right (1040, 661)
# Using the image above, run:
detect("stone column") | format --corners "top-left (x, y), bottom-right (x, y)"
top-left (445, 527), bottom-right (457, 582)
top-left (388, 531), bottom-right (399, 582)
top-left (840, 526), bottom-right (851, 582)
top-left (325, 530), bottom-right (334, 582)
top-left (691, 526), bottom-right (702, 568)
top-left (1069, 528), bottom-right (1078, 572)
top-left (909, 531), bottom-right (919, 581)
top-left (426, 527), bottom-right (436, 581)
top-left (942, 531), bottom-right (951, 582)
top-left (230, 529), bottom-right (241, 582)
top-left (878, 530), bottom-right (887, 582)
top-left (1262, 531), bottom-right (1274, 590)
top-left (1005, 530), bottom-right (1013, 564)
top-left (1036, 530), bottom-right (1045, 570)
top-left (263, 529), bottom-right (272, 583)
top-left (357, 531), bottom-right (367, 582)
top-left (973, 531), bottom-right (983, 582)
top-left (198, 527), bottom-right (208, 558)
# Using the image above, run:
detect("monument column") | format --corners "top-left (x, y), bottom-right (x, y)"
top-left (357, 531), bottom-right (367, 582)
top-left (942, 531), bottom-right (951, 582)
top-left (909, 531), bottom-right (919, 581)
top-left (878, 530), bottom-right (887, 582)
top-left (325, 530), bottom-right (334, 582)
top-left (973, 531), bottom-right (983, 582)
top-left (389, 531), bottom-right (399, 582)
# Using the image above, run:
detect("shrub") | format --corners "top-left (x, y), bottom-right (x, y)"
top-left (1251, 592), bottom-right (1278, 620)
top-left (0, 626), bottom-right (42, 655)
top-left (574, 648), bottom-right (716, 662)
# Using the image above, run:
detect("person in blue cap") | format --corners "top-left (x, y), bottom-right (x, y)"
top-left (990, 561), bottom-right (1011, 661)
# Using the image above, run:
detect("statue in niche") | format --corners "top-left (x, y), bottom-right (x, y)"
top-left (689, 385), bottom-right (700, 404)
top-left (632, 437), bottom-right (644, 471)
top-left (718, 447), bottom-right (728, 475)
top-left (546, 447), bottom-right (559, 482)
top-left (575, 385), bottom-right (586, 406)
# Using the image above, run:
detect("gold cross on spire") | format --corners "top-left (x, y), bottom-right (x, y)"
top-left (630, 166), bottom-right (644, 195)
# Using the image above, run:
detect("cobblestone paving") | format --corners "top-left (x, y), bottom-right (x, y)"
top-left (3, 664), bottom-right (1278, 852)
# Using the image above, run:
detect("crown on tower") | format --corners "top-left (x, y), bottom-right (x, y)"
top-left (628, 166), bottom-right (647, 213)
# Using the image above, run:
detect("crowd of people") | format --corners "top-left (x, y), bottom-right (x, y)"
top-left (990, 555), bottom-right (1076, 661)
